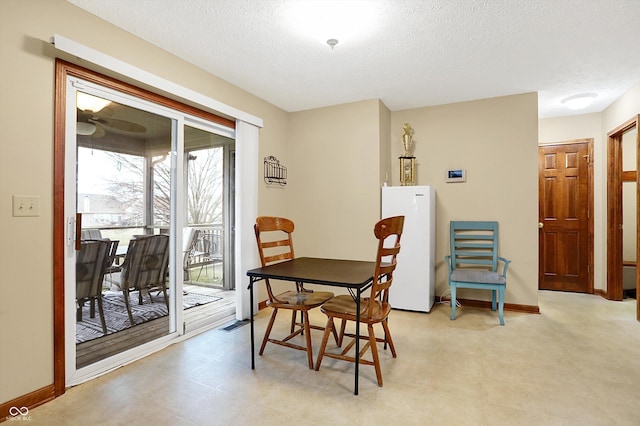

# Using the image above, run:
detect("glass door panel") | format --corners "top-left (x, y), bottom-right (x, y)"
top-left (182, 124), bottom-right (235, 330)
top-left (68, 82), bottom-right (237, 384)
top-left (75, 92), bottom-right (175, 368)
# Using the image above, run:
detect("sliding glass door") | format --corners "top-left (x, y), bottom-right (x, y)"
top-left (66, 79), bottom-right (235, 384)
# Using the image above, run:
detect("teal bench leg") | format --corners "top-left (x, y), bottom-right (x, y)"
top-left (450, 285), bottom-right (457, 320)
top-left (491, 289), bottom-right (497, 311)
top-left (498, 287), bottom-right (505, 326)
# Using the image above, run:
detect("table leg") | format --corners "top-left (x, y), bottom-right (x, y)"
top-left (249, 277), bottom-right (255, 369)
top-left (354, 287), bottom-right (360, 395)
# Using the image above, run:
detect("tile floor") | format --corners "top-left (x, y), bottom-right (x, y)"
top-left (28, 291), bottom-right (640, 425)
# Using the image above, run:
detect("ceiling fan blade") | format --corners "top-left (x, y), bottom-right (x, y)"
top-left (92, 125), bottom-right (106, 138)
top-left (100, 118), bottom-right (146, 133)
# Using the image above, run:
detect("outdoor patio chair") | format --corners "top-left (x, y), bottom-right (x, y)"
top-left (113, 234), bottom-right (170, 325)
top-left (76, 239), bottom-right (111, 334)
top-left (196, 230), bottom-right (223, 280)
top-left (183, 227), bottom-right (200, 282)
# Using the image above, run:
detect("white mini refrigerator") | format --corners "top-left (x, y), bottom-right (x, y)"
top-left (381, 185), bottom-right (435, 312)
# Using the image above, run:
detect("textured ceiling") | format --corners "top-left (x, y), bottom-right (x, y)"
top-left (67, 0), bottom-right (640, 118)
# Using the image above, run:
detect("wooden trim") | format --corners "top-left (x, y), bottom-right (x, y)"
top-left (594, 288), bottom-right (607, 298)
top-left (607, 129), bottom-right (624, 301)
top-left (587, 140), bottom-right (595, 294)
top-left (606, 114), bottom-right (640, 321)
top-left (0, 385), bottom-right (55, 422)
top-left (606, 115), bottom-right (639, 305)
top-left (607, 116), bottom-right (637, 136)
top-left (636, 115), bottom-right (640, 322)
top-left (436, 296), bottom-right (540, 314)
top-left (539, 137), bottom-right (593, 146)
top-left (258, 299), bottom-right (268, 311)
top-left (53, 60), bottom-right (67, 397)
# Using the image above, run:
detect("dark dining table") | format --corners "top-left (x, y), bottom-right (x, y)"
top-left (246, 257), bottom-right (377, 395)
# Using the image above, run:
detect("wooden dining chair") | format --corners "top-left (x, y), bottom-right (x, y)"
top-left (254, 216), bottom-right (335, 369)
top-left (314, 215), bottom-right (404, 387)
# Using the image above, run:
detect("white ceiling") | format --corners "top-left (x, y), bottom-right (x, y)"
top-left (67, 0), bottom-right (640, 118)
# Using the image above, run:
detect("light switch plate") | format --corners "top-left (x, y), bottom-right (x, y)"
top-left (12, 195), bottom-right (40, 217)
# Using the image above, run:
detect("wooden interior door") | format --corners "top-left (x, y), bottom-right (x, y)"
top-left (539, 141), bottom-right (593, 292)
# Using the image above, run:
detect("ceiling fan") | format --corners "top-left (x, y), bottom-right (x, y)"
top-left (77, 108), bottom-right (147, 137)
top-left (76, 109), bottom-right (105, 137)
top-left (76, 92), bottom-right (146, 137)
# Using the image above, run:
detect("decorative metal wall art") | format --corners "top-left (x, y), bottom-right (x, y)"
top-left (264, 155), bottom-right (287, 186)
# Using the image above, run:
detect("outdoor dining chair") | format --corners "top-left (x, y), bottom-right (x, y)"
top-left (112, 234), bottom-right (170, 325)
top-left (76, 239), bottom-right (111, 334)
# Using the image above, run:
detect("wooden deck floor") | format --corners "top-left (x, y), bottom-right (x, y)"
top-left (76, 287), bottom-right (235, 369)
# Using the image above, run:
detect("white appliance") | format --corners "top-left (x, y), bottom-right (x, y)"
top-left (381, 185), bottom-right (435, 312)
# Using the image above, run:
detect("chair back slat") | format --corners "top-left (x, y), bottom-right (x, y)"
top-left (76, 239), bottom-right (110, 299)
top-left (450, 221), bottom-right (499, 272)
top-left (367, 216), bottom-right (404, 316)
top-left (254, 216), bottom-right (296, 301)
top-left (122, 235), bottom-right (170, 291)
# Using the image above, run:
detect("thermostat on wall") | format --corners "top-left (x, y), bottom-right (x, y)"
top-left (445, 169), bottom-right (466, 183)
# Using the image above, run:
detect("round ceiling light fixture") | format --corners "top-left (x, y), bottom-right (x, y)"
top-left (76, 121), bottom-right (97, 136)
top-left (286, 1), bottom-right (380, 47)
top-left (561, 93), bottom-right (598, 110)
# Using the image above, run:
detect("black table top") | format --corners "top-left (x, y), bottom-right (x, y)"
top-left (246, 257), bottom-right (376, 289)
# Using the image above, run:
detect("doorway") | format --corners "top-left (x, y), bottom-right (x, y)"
top-left (56, 61), bottom-right (238, 385)
top-left (606, 115), bottom-right (640, 321)
top-left (538, 140), bottom-right (594, 292)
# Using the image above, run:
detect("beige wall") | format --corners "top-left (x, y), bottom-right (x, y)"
top-left (603, 82), bottom-right (640, 129)
top-left (0, 0), bottom-right (556, 407)
top-left (390, 93), bottom-right (540, 306)
top-left (0, 0), bottom-right (288, 403)
top-left (287, 99), bottom-right (383, 261)
top-left (539, 81), bottom-right (640, 291)
top-left (379, 101), bottom-right (392, 186)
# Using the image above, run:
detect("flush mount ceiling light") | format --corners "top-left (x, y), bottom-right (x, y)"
top-left (561, 93), bottom-right (598, 110)
top-left (286, 1), bottom-right (379, 48)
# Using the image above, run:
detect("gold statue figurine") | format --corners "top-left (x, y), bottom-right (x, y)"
top-left (402, 122), bottom-right (413, 156)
